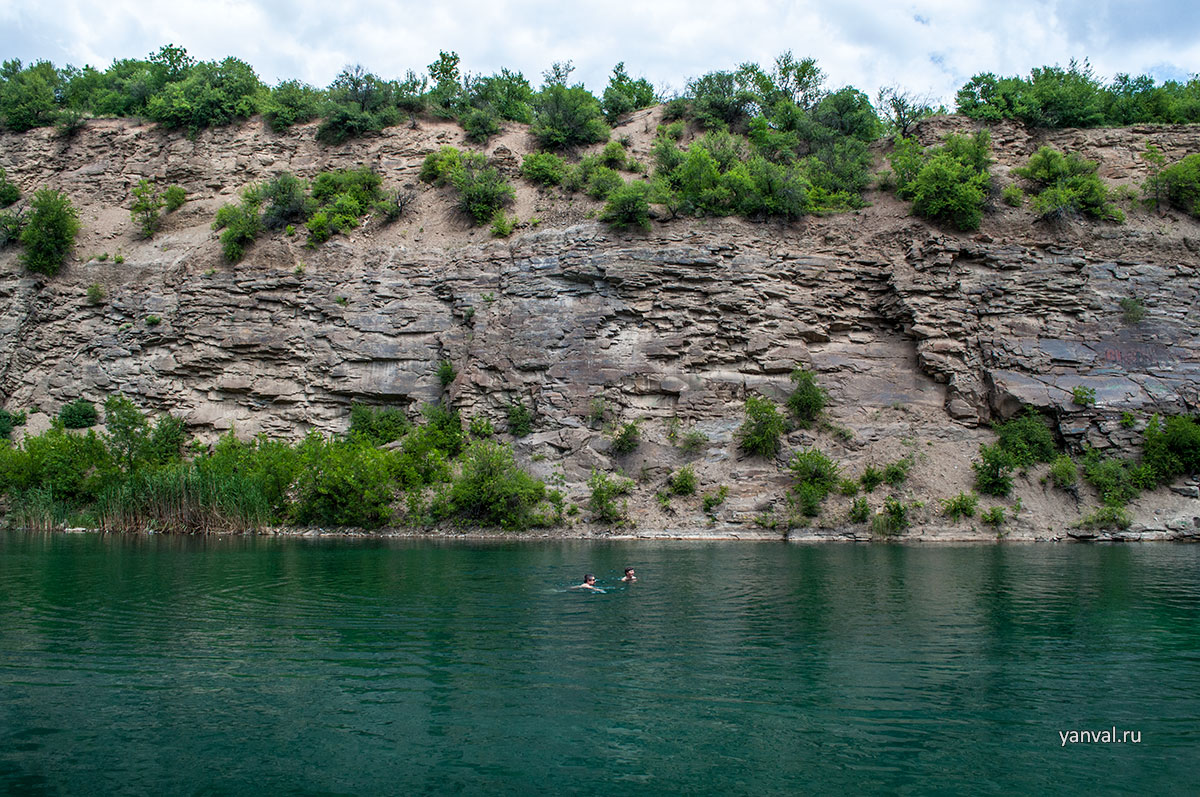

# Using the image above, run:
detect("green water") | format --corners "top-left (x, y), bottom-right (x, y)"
top-left (1, 533), bottom-right (1197, 795)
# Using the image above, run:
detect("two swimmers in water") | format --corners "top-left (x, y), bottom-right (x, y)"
top-left (571, 568), bottom-right (636, 592)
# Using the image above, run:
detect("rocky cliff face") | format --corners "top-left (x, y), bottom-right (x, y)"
top-left (0, 114), bottom-right (1198, 539)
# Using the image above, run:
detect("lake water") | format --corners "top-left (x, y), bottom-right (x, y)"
top-left (1, 532), bottom-right (1197, 795)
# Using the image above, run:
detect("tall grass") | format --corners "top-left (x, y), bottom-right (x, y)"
top-left (93, 465), bottom-right (273, 533)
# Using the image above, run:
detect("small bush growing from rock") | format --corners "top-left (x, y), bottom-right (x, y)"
top-left (59, 399), bottom-right (98, 429)
top-left (739, 396), bottom-right (785, 457)
top-left (507, 401), bottom-right (533, 437)
top-left (436, 440), bottom-right (549, 530)
top-left (1119, 296), bottom-right (1146, 324)
top-left (600, 180), bottom-right (651, 231)
top-left (786, 367), bottom-right (827, 428)
top-left (941, 492), bottom-right (978, 521)
top-left (20, 189), bottom-right (79, 276)
top-left (469, 417), bottom-right (494, 437)
top-left (588, 469), bottom-right (632, 523)
top-left (1049, 454), bottom-right (1078, 488)
top-left (130, 179), bottom-right (164, 238)
top-left (884, 457), bottom-right (912, 485)
top-left (1143, 152), bottom-right (1200, 217)
top-left (520, 152), bottom-right (568, 186)
top-left (872, 496), bottom-right (910, 536)
top-left (1072, 385), bottom-right (1096, 407)
top-left (611, 421), bottom-right (640, 454)
top-left (86, 283), bottom-right (105, 305)
top-left (461, 107), bottom-right (500, 143)
top-left (702, 485), bottom-right (728, 516)
top-left (437, 359), bottom-right (457, 387)
top-left (1012, 146), bottom-right (1123, 222)
top-left (669, 464), bottom-right (698, 496)
top-left (981, 506), bottom-right (1005, 526)
top-left (849, 497), bottom-right (870, 523)
top-left (1076, 505), bottom-right (1131, 530)
top-left (163, 185), bottom-right (187, 212)
top-left (0, 167), bottom-right (20, 207)
top-left (212, 186), bottom-right (263, 262)
top-left (974, 443), bottom-right (1015, 496)
top-left (860, 465), bottom-right (885, 492)
top-left (1001, 184), bottom-right (1024, 207)
top-left (790, 448), bottom-right (840, 517)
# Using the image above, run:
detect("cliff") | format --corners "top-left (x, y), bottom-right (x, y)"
top-left (1, 111), bottom-right (1198, 540)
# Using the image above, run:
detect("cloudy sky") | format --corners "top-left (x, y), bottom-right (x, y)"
top-left (2, 0), bottom-right (1197, 105)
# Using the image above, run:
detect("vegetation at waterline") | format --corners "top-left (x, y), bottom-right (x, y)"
top-left (0, 396), bottom-right (562, 533)
top-left (971, 407), bottom-right (1200, 528)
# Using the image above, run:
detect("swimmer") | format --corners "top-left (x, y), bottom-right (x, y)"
top-left (571, 573), bottom-right (604, 592)
top-left (620, 567), bottom-right (637, 582)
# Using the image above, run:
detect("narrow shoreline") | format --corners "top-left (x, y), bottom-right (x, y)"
top-left (40, 521), bottom-right (1200, 543)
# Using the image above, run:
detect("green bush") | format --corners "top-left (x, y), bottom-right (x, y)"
top-left (453, 158), bottom-right (515, 225)
top-left (738, 395), bottom-right (785, 457)
top-left (0, 59), bottom-right (61, 132)
top-left (86, 283), bottom-right (105, 305)
top-left (611, 421), bottom-right (640, 454)
top-left (291, 433), bottom-right (394, 528)
top-left (1072, 386), bottom-right (1096, 407)
top-left (469, 417), bottom-right (494, 437)
top-left (786, 368), bottom-right (827, 428)
top-left (507, 401), bottom-right (533, 437)
top-left (1049, 454), bottom-right (1078, 488)
top-left (130, 179), bottom-right (164, 238)
top-left (261, 172), bottom-right (311, 230)
top-left (884, 457), bottom-right (912, 485)
top-left (490, 210), bottom-right (516, 238)
top-left (941, 492), bottom-right (978, 522)
top-left (981, 506), bottom-right (1005, 526)
top-left (0, 167), bottom-right (20, 207)
top-left (59, 399), bottom-right (98, 428)
top-left (261, 79), bottom-right (323, 132)
top-left (860, 465), bottom-right (884, 492)
top-left (348, 403), bottom-right (409, 446)
top-left (531, 83), bottom-right (610, 150)
top-left (212, 189), bottom-right (262, 262)
top-left (0, 209), bottom-right (24, 247)
top-left (789, 448), bottom-right (839, 516)
top-left (461, 107), bottom-right (500, 143)
top-left (19, 189), bottom-right (79, 276)
top-left (669, 464), bottom-right (698, 496)
top-left (994, 409), bottom-right (1058, 466)
top-left (1077, 505), bottom-right (1131, 530)
top-left (163, 185), bottom-right (187, 212)
top-left (588, 469), bottom-right (632, 523)
top-left (599, 180), bottom-right (651, 231)
top-left (872, 496), bottom-right (910, 536)
top-left (1081, 449), bottom-right (1145, 506)
top-left (601, 62), bottom-right (655, 123)
top-left (1142, 414), bottom-right (1200, 484)
top-left (849, 497), bottom-right (870, 523)
top-left (1119, 297), bottom-right (1146, 324)
top-left (520, 152), bottom-right (569, 186)
top-left (145, 57), bottom-right (261, 132)
top-left (681, 429), bottom-right (708, 453)
top-left (1012, 146), bottom-right (1123, 222)
top-left (437, 440), bottom-right (548, 530)
top-left (974, 443), bottom-right (1015, 496)
top-left (702, 485), bottom-right (728, 515)
top-left (1146, 153), bottom-right (1200, 217)
top-left (892, 132), bottom-right (992, 231)
top-left (1001, 184), bottom-right (1025, 207)
top-left (437, 359), bottom-right (457, 388)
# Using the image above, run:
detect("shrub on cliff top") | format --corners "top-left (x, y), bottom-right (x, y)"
top-left (1012, 146), bottom-right (1124, 222)
top-left (58, 399), bottom-right (98, 429)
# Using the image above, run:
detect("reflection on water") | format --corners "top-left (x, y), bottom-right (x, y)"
top-left (1, 533), bottom-right (1197, 794)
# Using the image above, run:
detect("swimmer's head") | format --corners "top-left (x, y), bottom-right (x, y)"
top-left (584, 573), bottom-right (595, 583)
top-left (624, 568), bottom-right (635, 576)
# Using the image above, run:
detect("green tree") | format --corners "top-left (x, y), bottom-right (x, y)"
top-left (601, 62), bottom-right (655, 123)
top-left (104, 394), bottom-right (150, 473)
top-left (0, 59), bottom-right (62, 132)
top-left (130, 179), bottom-right (164, 238)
